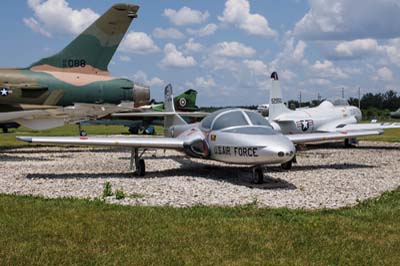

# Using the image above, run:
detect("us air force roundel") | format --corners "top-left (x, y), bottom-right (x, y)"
top-left (0, 87), bottom-right (11, 97)
top-left (179, 97), bottom-right (187, 107)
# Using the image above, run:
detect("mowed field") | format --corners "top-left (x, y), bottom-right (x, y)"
top-left (0, 125), bottom-right (399, 265)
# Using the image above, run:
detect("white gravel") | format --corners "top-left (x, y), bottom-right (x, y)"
top-left (0, 141), bottom-right (399, 209)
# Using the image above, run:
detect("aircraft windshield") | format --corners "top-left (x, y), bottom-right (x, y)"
top-left (212, 111), bottom-right (249, 130)
top-left (201, 109), bottom-right (226, 129)
top-left (245, 111), bottom-right (272, 127)
top-left (328, 98), bottom-right (349, 106)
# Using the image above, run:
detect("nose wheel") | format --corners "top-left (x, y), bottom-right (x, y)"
top-left (251, 167), bottom-right (264, 184)
top-left (281, 155), bottom-right (296, 170)
top-left (130, 148), bottom-right (147, 176)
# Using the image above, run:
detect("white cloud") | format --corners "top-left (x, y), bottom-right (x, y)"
top-left (194, 76), bottom-right (216, 89)
top-left (294, 0), bottom-right (400, 40)
top-left (243, 60), bottom-right (269, 76)
top-left (25, 0), bottom-right (99, 36)
top-left (214, 42), bottom-right (256, 58)
top-left (153, 27), bottom-right (184, 39)
top-left (184, 38), bottom-right (204, 53)
top-left (218, 0), bottom-right (277, 37)
top-left (311, 60), bottom-right (348, 79)
top-left (119, 55), bottom-right (131, 62)
top-left (120, 32), bottom-right (160, 54)
top-left (372, 67), bottom-right (394, 82)
top-left (333, 39), bottom-right (381, 59)
top-left (160, 43), bottom-right (197, 68)
top-left (187, 23), bottom-right (218, 37)
top-left (163, 6), bottom-right (209, 26)
top-left (292, 40), bottom-right (307, 63)
top-left (133, 71), bottom-right (164, 87)
top-left (23, 17), bottom-right (51, 37)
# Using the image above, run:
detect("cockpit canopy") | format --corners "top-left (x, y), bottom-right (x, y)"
top-left (201, 109), bottom-right (275, 134)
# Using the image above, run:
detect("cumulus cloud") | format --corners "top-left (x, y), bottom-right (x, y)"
top-left (294, 0), bottom-right (400, 40)
top-left (218, 0), bottom-right (277, 37)
top-left (243, 60), bottom-right (269, 76)
top-left (163, 6), bottom-right (209, 26)
top-left (311, 60), bottom-right (348, 79)
top-left (214, 42), bottom-right (256, 58)
top-left (133, 71), bottom-right (165, 87)
top-left (194, 76), bottom-right (216, 89)
top-left (119, 55), bottom-right (131, 62)
top-left (160, 43), bottom-right (197, 68)
top-left (372, 67), bottom-right (394, 82)
top-left (184, 38), bottom-right (204, 53)
top-left (187, 23), bottom-right (218, 37)
top-left (24, 0), bottom-right (99, 37)
top-left (332, 39), bottom-right (381, 59)
top-left (120, 32), bottom-right (160, 54)
top-left (153, 27), bottom-right (184, 39)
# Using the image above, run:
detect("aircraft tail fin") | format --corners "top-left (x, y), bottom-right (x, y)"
top-left (174, 89), bottom-right (198, 111)
top-left (164, 84), bottom-right (187, 136)
top-left (29, 4), bottom-right (139, 75)
top-left (268, 72), bottom-right (291, 120)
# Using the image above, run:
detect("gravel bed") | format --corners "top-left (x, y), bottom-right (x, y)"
top-left (0, 141), bottom-right (399, 209)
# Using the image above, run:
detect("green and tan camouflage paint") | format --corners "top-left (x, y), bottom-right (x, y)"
top-left (0, 4), bottom-right (142, 111)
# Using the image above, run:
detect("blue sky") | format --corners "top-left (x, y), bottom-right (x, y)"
top-left (1, 0), bottom-right (400, 106)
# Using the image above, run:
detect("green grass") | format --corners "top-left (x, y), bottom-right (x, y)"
top-left (0, 124), bottom-right (164, 147)
top-left (0, 190), bottom-right (399, 265)
top-left (359, 128), bottom-right (400, 142)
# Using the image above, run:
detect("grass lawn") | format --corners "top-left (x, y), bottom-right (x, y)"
top-left (0, 190), bottom-right (399, 265)
top-left (359, 128), bottom-right (400, 142)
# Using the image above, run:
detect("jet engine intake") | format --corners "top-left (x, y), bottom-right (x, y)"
top-left (183, 138), bottom-right (210, 158)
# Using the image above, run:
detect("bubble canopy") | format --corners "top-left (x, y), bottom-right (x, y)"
top-left (201, 109), bottom-right (274, 133)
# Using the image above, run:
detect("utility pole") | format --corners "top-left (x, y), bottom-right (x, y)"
top-left (358, 87), bottom-right (361, 109)
top-left (341, 87), bottom-right (345, 99)
top-left (299, 91), bottom-right (302, 108)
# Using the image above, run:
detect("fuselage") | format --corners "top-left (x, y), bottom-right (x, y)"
top-left (0, 68), bottom-right (138, 108)
top-left (271, 101), bottom-right (362, 134)
top-left (170, 109), bottom-right (296, 165)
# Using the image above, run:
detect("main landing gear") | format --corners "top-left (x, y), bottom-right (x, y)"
top-left (344, 138), bottom-right (358, 148)
top-left (77, 123), bottom-right (87, 136)
top-left (130, 148), bottom-right (147, 176)
top-left (251, 166), bottom-right (264, 184)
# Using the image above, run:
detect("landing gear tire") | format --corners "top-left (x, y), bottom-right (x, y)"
top-left (80, 130), bottom-right (87, 137)
top-left (281, 160), bottom-right (293, 170)
top-left (2, 128), bottom-right (8, 134)
top-left (129, 127), bottom-right (139, 134)
top-left (251, 167), bottom-right (264, 184)
top-left (344, 138), bottom-right (357, 148)
top-left (136, 159), bottom-right (145, 176)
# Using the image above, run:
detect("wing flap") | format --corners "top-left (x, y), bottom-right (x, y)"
top-left (286, 130), bottom-right (382, 144)
top-left (17, 136), bottom-right (185, 149)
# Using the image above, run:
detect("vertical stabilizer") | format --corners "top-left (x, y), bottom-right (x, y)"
top-left (164, 84), bottom-right (187, 136)
top-left (268, 72), bottom-right (291, 120)
top-left (29, 4), bottom-right (139, 75)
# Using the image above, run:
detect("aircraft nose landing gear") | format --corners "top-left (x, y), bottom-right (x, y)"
top-left (130, 148), bottom-right (147, 176)
top-left (251, 166), bottom-right (264, 184)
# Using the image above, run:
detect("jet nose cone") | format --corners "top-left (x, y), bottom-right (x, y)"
top-left (259, 135), bottom-right (296, 164)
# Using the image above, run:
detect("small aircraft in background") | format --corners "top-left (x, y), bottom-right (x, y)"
top-left (390, 108), bottom-right (400, 119)
top-left (0, 3), bottom-right (149, 132)
top-left (18, 85), bottom-right (381, 184)
top-left (267, 72), bottom-right (400, 147)
top-left (83, 89), bottom-right (203, 135)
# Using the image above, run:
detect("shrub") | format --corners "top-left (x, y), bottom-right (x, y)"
top-left (102, 182), bottom-right (113, 198)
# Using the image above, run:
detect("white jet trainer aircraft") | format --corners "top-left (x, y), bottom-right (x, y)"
top-left (268, 72), bottom-right (400, 146)
top-left (18, 85), bottom-right (382, 183)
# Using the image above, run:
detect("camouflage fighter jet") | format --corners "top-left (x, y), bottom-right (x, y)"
top-left (0, 3), bottom-right (149, 132)
top-left (17, 85), bottom-right (381, 184)
top-left (390, 108), bottom-right (400, 119)
top-left (267, 72), bottom-right (400, 147)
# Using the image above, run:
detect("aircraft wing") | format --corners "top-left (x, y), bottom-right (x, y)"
top-left (113, 111), bottom-right (208, 118)
top-left (332, 122), bottom-right (400, 132)
top-left (17, 136), bottom-right (185, 149)
top-left (0, 109), bottom-right (67, 130)
top-left (286, 130), bottom-right (382, 144)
